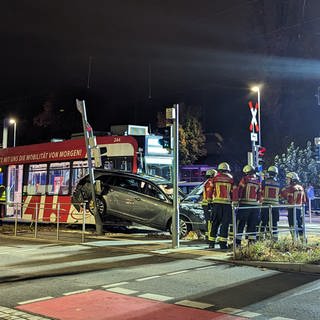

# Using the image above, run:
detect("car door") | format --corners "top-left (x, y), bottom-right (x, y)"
top-left (104, 176), bottom-right (138, 217)
top-left (131, 180), bottom-right (172, 229)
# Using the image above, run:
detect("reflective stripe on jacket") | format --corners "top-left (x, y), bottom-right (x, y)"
top-left (281, 183), bottom-right (306, 205)
top-left (212, 172), bottom-right (234, 204)
top-left (238, 174), bottom-right (261, 205)
top-left (262, 177), bottom-right (280, 205)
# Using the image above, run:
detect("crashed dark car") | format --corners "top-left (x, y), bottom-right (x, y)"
top-left (71, 169), bottom-right (206, 238)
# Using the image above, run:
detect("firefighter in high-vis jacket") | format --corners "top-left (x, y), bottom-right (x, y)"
top-left (259, 166), bottom-right (281, 240)
top-left (209, 162), bottom-right (235, 250)
top-left (202, 169), bottom-right (217, 242)
top-left (281, 172), bottom-right (306, 240)
top-left (236, 164), bottom-right (261, 246)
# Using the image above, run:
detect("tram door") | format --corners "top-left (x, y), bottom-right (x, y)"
top-left (6, 165), bottom-right (23, 217)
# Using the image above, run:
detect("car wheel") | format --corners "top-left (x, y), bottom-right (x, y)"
top-left (88, 196), bottom-right (106, 216)
top-left (169, 217), bottom-right (191, 239)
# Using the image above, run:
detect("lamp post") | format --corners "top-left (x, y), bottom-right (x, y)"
top-left (251, 86), bottom-right (261, 147)
top-left (9, 119), bottom-right (16, 147)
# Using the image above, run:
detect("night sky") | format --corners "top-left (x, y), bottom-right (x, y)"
top-left (1, 0), bottom-right (320, 165)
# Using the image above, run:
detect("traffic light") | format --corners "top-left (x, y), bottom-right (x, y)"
top-left (159, 127), bottom-right (171, 149)
top-left (257, 146), bottom-right (266, 167)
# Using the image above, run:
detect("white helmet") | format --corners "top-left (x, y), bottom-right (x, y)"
top-left (243, 164), bottom-right (255, 174)
top-left (217, 162), bottom-right (231, 172)
top-left (206, 169), bottom-right (217, 177)
top-left (286, 172), bottom-right (299, 181)
top-left (267, 166), bottom-right (279, 175)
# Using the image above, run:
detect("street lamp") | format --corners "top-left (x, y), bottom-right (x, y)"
top-left (251, 86), bottom-right (261, 147)
top-left (9, 118), bottom-right (16, 147)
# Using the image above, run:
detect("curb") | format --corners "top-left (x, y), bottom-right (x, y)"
top-left (229, 259), bottom-right (320, 274)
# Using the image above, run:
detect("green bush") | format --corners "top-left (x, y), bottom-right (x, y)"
top-left (235, 237), bottom-right (320, 264)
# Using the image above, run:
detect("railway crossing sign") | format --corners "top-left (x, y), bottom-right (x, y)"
top-left (248, 100), bottom-right (259, 132)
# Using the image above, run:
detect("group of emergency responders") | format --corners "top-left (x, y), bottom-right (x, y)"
top-left (202, 162), bottom-right (306, 250)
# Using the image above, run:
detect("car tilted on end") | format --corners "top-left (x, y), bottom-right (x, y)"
top-left (71, 169), bottom-right (206, 238)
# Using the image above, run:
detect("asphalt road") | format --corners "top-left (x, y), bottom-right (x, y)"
top-left (0, 234), bottom-right (320, 320)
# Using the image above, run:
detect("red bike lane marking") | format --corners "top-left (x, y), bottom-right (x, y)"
top-left (17, 290), bottom-right (246, 320)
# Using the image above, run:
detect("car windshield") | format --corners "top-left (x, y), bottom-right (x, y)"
top-left (187, 181), bottom-right (205, 196)
top-left (157, 184), bottom-right (185, 201)
top-left (182, 181), bottom-right (205, 203)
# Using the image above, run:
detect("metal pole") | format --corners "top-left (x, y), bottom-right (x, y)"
top-left (34, 203), bottom-right (38, 238)
top-left (76, 99), bottom-right (103, 235)
top-left (257, 88), bottom-right (261, 147)
top-left (2, 118), bottom-right (8, 149)
top-left (268, 205), bottom-right (273, 239)
top-left (293, 206), bottom-right (297, 242)
top-left (56, 203), bottom-right (60, 240)
top-left (82, 202), bottom-right (86, 243)
top-left (172, 104), bottom-right (179, 248)
top-left (308, 198), bottom-right (312, 224)
top-left (301, 204), bottom-right (306, 244)
top-left (232, 203), bottom-right (237, 259)
top-left (14, 202), bottom-right (18, 236)
top-left (13, 121), bottom-right (16, 147)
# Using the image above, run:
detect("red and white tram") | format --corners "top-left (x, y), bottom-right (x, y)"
top-left (0, 135), bottom-right (138, 224)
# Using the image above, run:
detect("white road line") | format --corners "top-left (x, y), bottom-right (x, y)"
top-left (218, 307), bottom-right (243, 314)
top-left (0, 306), bottom-right (51, 319)
top-left (136, 275), bottom-right (161, 282)
top-left (102, 282), bottom-right (129, 288)
top-left (18, 296), bottom-right (54, 305)
top-left (270, 317), bottom-right (297, 320)
top-left (138, 293), bottom-right (173, 301)
top-left (166, 270), bottom-right (189, 275)
top-left (106, 287), bottom-right (139, 295)
top-left (175, 300), bottom-right (214, 309)
top-left (195, 265), bottom-right (217, 270)
top-left (237, 311), bottom-right (261, 318)
top-left (63, 289), bottom-right (93, 295)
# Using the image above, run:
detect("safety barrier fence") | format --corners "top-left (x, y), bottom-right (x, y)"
top-left (307, 196), bottom-right (320, 223)
top-left (0, 201), bottom-right (319, 249)
top-left (0, 201), bottom-right (89, 243)
top-left (231, 203), bottom-right (309, 259)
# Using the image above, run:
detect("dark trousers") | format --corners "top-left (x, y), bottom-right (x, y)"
top-left (260, 206), bottom-right (279, 240)
top-left (236, 205), bottom-right (260, 244)
top-left (288, 207), bottom-right (303, 237)
top-left (210, 203), bottom-right (232, 245)
top-left (202, 204), bottom-right (212, 240)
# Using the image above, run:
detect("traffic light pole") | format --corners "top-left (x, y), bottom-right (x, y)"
top-left (172, 104), bottom-right (180, 248)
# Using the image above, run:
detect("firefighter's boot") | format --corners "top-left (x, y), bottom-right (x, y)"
top-left (219, 241), bottom-right (228, 250)
top-left (208, 241), bottom-right (215, 249)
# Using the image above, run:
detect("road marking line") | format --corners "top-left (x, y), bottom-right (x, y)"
top-left (102, 282), bottom-right (129, 288)
top-left (0, 306), bottom-right (51, 319)
top-left (106, 287), bottom-right (138, 295)
top-left (218, 307), bottom-right (243, 314)
top-left (270, 317), bottom-right (296, 320)
top-left (237, 311), bottom-right (261, 318)
top-left (166, 270), bottom-right (189, 275)
top-left (18, 296), bottom-right (54, 305)
top-left (138, 293), bottom-right (173, 301)
top-left (136, 275), bottom-right (161, 281)
top-left (63, 289), bottom-right (93, 295)
top-left (195, 265), bottom-right (217, 270)
top-left (175, 300), bottom-right (214, 309)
